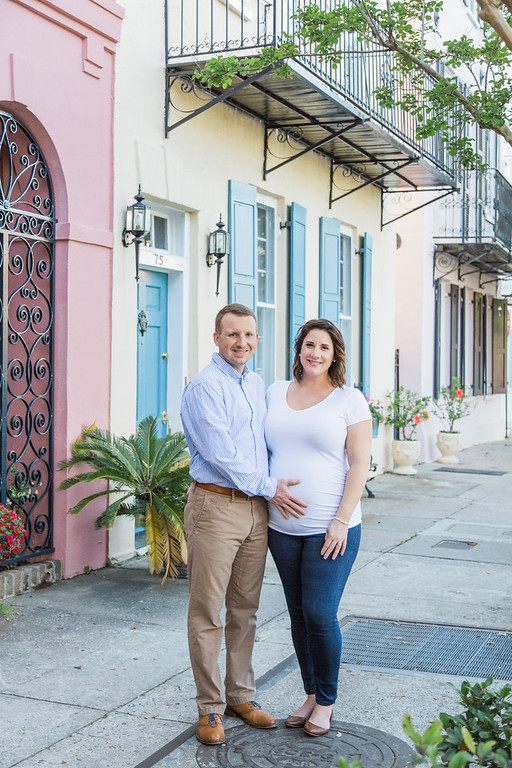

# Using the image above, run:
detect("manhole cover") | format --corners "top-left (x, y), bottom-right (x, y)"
top-left (196, 722), bottom-right (412, 767)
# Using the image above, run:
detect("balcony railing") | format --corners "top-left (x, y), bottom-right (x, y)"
top-left (437, 169), bottom-right (512, 256)
top-left (167, 0), bottom-right (454, 175)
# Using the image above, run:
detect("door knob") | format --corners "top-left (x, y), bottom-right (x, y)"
top-left (162, 352), bottom-right (168, 359)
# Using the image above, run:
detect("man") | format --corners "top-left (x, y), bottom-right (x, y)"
top-left (180, 303), bottom-right (306, 746)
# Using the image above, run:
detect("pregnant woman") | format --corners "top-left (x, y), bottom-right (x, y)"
top-left (265, 319), bottom-right (372, 736)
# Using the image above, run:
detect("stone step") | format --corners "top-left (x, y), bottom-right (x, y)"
top-left (0, 559), bottom-right (63, 598)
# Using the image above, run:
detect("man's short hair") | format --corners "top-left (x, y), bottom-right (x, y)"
top-left (215, 304), bottom-right (257, 334)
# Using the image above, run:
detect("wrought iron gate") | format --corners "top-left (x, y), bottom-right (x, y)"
top-left (0, 111), bottom-right (55, 564)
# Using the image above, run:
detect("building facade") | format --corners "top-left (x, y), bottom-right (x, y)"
top-left (0, 0), bottom-right (123, 577)
top-left (393, 0), bottom-right (511, 460)
top-left (110, 0), bottom-right (471, 562)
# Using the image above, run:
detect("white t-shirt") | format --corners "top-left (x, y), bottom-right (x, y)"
top-left (265, 381), bottom-right (371, 536)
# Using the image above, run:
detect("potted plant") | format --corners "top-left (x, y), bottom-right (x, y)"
top-left (365, 396), bottom-right (385, 438)
top-left (431, 377), bottom-right (473, 465)
top-left (58, 416), bottom-right (191, 582)
top-left (384, 387), bottom-right (430, 475)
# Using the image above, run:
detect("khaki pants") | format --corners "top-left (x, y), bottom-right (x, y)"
top-left (184, 483), bottom-right (268, 716)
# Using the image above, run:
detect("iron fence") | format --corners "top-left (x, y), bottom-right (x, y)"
top-left (438, 168), bottom-right (512, 253)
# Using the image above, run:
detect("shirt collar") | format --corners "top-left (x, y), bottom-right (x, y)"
top-left (211, 352), bottom-right (249, 380)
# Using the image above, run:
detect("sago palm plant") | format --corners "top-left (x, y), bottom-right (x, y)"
top-left (58, 416), bottom-right (191, 582)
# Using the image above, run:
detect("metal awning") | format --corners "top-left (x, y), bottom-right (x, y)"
top-left (166, 59), bottom-right (457, 203)
top-left (435, 242), bottom-right (512, 281)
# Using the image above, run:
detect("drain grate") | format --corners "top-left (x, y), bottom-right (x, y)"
top-left (340, 617), bottom-right (512, 679)
top-left (434, 467), bottom-right (506, 476)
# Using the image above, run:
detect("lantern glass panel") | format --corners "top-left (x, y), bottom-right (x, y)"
top-left (133, 205), bottom-right (147, 234)
top-left (125, 206), bottom-right (134, 232)
top-left (214, 229), bottom-right (227, 254)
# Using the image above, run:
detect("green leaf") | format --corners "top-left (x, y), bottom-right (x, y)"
top-left (447, 753), bottom-right (472, 768)
top-left (461, 726), bottom-right (476, 754)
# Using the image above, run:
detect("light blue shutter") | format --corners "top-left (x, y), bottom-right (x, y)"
top-left (289, 203), bottom-right (306, 371)
top-left (319, 217), bottom-right (340, 324)
top-left (362, 232), bottom-right (372, 396)
top-left (228, 180), bottom-right (257, 311)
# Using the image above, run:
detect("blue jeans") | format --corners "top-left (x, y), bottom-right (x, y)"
top-left (268, 525), bottom-right (361, 705)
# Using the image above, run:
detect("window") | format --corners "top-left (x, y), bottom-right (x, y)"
top-left (255, 202), bottom-right (276, 386)
top-left (339, 231), bottom-right (352, 385)
top-left (142, 208), bottom-right (186, 269)
top-left (450, 284), bottom-right (461, 383)
top-left (492, 299), bottom-right (507, 393)
top-left (473, 292), bottom-right (484, 395)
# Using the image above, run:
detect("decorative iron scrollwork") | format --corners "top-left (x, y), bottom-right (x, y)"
top-left (0, 110), bottom-right (55, 564)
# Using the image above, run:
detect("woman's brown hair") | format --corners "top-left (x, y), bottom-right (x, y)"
top-left (292, 319), bottom-right (346, 388)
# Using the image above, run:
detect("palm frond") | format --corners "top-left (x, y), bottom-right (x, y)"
top-left (135, 417), bottom-right (160, 478)
top-left (153, 433), bottom-right (189, 477)
top-left (94, 494), bottom-right (134, 529)
top-left (152, 493), bottom-right (186, 532)
top-left (67, 489), bottom-right (111, 516)
top-left (59, 428), bottom-right (144, 481)
top-left (59, 467), bottom-right (140, 493)
top-left (161, 514), bottom-right (187, 582)
top-left (145, 502), bottom-right (167, 577)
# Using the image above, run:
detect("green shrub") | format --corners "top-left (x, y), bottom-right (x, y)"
top-left (403, 678), bottom-right (512, 767)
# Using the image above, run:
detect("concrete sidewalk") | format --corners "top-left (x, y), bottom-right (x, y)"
top-left (2, 440), bottom-right (512, 768)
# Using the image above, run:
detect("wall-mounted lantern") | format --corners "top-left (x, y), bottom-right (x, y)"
top-left (206, 214), bottom-right (230, 296)
top-left (122, 185), bottom-right (150, 281)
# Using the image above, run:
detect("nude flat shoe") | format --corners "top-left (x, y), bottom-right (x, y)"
top-left (303, 710), bottom-right (333, 737)
top-left (285, 713), bottom-right (308, 728)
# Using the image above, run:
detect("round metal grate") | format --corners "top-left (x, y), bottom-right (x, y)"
top-left (196, 721), bottom-right (412, 767)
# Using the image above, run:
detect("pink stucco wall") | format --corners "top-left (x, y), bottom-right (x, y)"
top-left (0, 0), bottom-right (124, 577)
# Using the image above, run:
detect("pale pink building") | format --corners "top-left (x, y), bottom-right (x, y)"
top-left (0, 0), bottom-right (124, 577)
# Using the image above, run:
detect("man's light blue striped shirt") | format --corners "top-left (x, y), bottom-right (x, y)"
top-left (180, 353), bottom-right (277, 500)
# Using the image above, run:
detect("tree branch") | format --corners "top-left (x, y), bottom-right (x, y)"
top-left (477, 0), bottom-right (512, 52)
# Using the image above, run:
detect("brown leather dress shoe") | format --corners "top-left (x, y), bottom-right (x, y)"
top-left (225, 700), bottom-right (277, 728)
top-left (196, 713), bottom-right (225, 745)
top-left (285, 714), bottom-right (308, 728)
top-left (303, 710), bottom-right (333, 737)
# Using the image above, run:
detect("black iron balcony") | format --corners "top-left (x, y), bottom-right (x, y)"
top-left (435, 169), bottom-right (512, 277)
top-left (166, 0), bottom-right (457, 200)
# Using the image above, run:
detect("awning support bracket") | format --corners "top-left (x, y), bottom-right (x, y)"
top-left (263, 119), bottom-right (362, 179)
top-left (165, 66), bottom-right (274, 136)
top-left (330, 159), bottom-right (417, 207)
top-left (381, 187), bottom-right (457, 229)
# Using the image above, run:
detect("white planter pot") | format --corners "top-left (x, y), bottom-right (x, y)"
top-left (391, 439), bottom-right (420, 475)
top-left (436, 431), bottom-right (462, 464)
top-left (108, 515), bottom-right (136, 562)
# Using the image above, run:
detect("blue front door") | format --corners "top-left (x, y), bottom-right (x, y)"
top-left (137, 270), bottom-right (168, 437)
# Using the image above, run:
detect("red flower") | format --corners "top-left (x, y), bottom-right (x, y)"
top-left (414, 414), bottom-right (421, 424)
top-left (455, 389), bottom-right (463, 398)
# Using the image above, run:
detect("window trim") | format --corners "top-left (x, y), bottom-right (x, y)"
top-left (255, 194), bottom-right (277, 386)
top-left (339, 225), bottom-right (353, 386)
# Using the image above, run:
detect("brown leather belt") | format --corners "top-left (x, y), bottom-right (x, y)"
top-left (195, 482), bottom-right (253, 500)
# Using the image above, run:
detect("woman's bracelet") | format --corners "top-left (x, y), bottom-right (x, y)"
top-left (334, 516), bottom-right (349, 526)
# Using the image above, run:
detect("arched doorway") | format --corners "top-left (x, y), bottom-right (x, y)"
top-left (0, 111), bottom-right (55, 564)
